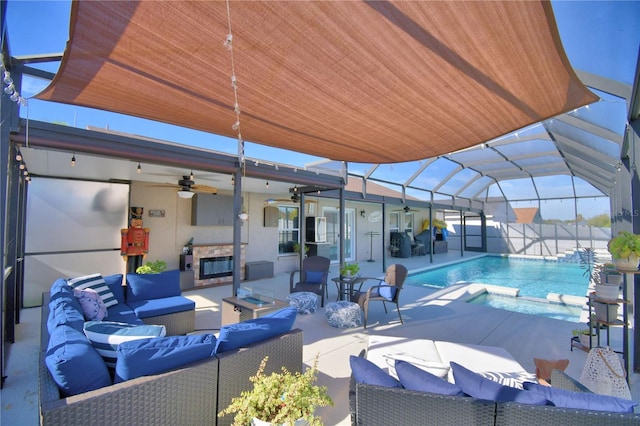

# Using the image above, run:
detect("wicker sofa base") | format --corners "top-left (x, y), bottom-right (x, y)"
top-left (40, 290), bottom-right (304, 426)
top-left (142, 309), bottom-right (195, 336)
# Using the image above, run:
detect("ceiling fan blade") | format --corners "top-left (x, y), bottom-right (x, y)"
top-left (145, 183), bottom-right (180, 188)
top-left (191, 184), bottom-right (218, 194)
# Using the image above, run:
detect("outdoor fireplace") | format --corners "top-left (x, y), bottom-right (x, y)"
top-left (199, 256), bottom-right (233, 279)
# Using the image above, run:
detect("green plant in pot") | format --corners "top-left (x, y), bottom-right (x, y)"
top-left (607, 231), bottom-right (640, 271)
top-left (340, 262), bottom-right (360, 278)
top-left (135, 260), bottom-right (167, 274)
top-left (572, 327), bottom-right (597, 348)
top-left (218, 355), bottom-right (333, 426)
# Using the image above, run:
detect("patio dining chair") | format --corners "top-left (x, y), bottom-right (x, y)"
top-left (350, 264), bottom-right (408, 328)
top-left (289, 256), bottom-right (330, 307)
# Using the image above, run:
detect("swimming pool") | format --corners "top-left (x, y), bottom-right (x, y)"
top-left (406, 255), bottom-right (589, 299)
top-left (467, 293), bottom-right (583, 322)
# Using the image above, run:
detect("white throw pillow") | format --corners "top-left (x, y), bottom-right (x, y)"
top-left (84, 321), bottom-right (166, 368)
top-left (73, 287), bottom-right (108, 321)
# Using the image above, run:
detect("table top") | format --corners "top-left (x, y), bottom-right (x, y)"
top-left (222, 296), bottom-right (288, 311)
top-left (332, 276), bottom-right (366, 284)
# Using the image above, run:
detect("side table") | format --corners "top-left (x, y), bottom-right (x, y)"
top-left (331, 276), bottom-right (366, 301)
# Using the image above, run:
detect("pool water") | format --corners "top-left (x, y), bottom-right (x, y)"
top-left (407, 256), bottom-right (589, 298)
top-left (467, 293), bottom-right (583, 322)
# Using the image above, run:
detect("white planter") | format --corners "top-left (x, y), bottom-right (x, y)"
top-left (595, 283), bottom-right (620, 301)
top-left (578, 333), bottom-right (597, 348)
top-left (252, 418), bottom-right (309, 426)
top-left (613, 254), bottom-right (639, 272)
top-left (594, 302), bottom-right (619, 322)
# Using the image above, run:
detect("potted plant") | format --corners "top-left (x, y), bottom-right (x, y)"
top-left (340, 262), bottom-right (360, 278)
top-left (293, 243), bottom-right (309, 257)
top-left (607, 231), bottom-right (640, 272)
top-left (135, 260), bottom-right (167, 274)
top-left (572, 327), bottom-right (597, 348)
top-left (218, 355), bottom-right (333, 426)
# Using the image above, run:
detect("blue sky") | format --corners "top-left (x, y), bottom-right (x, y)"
top-left (4, 0), bottom-right (640, 221)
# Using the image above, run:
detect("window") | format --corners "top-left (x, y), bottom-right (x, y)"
top-left (278, 205), bottom-right (299, 255)
top-left (389, 212), bottom-right (399, 232)
top-left (404, 213), bottom-right (414, 233)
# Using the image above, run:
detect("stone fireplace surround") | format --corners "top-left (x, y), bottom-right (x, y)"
top-left (192, 243), bottom-right (245, 287)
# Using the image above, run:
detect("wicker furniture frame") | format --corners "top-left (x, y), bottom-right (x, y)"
top-left (141, 309), bottom-right (195, 336)
top-left (350, 357), bottom-right (640, 425)
top-left (40, 292), bottom-right (304, 426)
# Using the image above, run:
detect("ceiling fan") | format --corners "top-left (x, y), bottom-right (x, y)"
top-left (147, 176), bottom-right (218, 198)
top-left (392, 205), bottom-right (418, 214)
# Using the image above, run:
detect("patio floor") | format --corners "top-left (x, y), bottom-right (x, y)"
top-left (3, 251), bottom-right (639, 425)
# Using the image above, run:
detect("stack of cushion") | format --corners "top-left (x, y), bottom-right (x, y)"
top-left (45, 271), bottom-right (298, 398)
top-left (349, 356), bottom-right (637, 413)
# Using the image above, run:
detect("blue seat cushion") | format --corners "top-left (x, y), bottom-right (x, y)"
top-left (126, 270), bottom-right (181, 302)
top-left (523, 381), bottom-right (637, 413)
top-left (107, 303), bottom-right (145, 325)
top-left (45, 325), bottom-right (112, 397)
top-left (215, 307), bottom-right (297, 353)
top-left (395, 360), bottom-right (463, 396)
top-left (84, 321), bottom-right (167, 368)
top-left (451, 362), bottom-right (547, 405)
top-left (114, 334), bottom-right (216, 383)
top-left (126, 296), bottom-right (195, 319)
top-left (349, 355), bottom-right (401, 388)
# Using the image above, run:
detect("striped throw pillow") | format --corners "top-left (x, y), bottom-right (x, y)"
top-left (67, 273), bottom-right (118, 308)
top-left (84, 321), bottom-right (166, 368)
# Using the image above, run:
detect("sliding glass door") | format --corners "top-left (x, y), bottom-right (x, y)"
top-left (322, 207), bottom-right (355, 262)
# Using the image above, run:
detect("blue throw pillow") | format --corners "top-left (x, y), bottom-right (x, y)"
top-left (103, 274), bottom-right (125, 304)
top-left (451, 362), bottom-right (547, 405)
top-left (395, 360), bottom-right (463, 396)
top-left (215, 307), bottom-right (297, 353)
top-left (114, 334), bottom-right (216, 383)
top-left (84, 321), bottom-right (167, 368)
top-left (349, 355), bottom-right (401, 388)
top-left (305, 271), bottom-right (324, 283)
top-left (523, 381), bottom-right (637, 413)
top-left (45, 325), bottom-right (112, 397)
top-left (378, 284), bottom-right (397, 301)
top-left (126, 269), bottom-right (180, 302)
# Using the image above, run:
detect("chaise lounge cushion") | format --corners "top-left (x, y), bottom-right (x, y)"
top-left (126, 270), bottom-right (181, 302)
top-left (395, 360), bottom-right (463, 396)
top-left (126, 296), bottom-right (196, 319)
top-left (45, 324), bottom-right (112, 397)
top-left (84, 321), bottom-right (167, 368)
top-left (523, 381), bottom-right (637, 413)
top-left (215, 307), bottom-right (297, 353)
top-left (114, 333), bottom-right (217, 383)
top-left (451, 362), bottom-right (548, 405)
top-left (350, 355), bottom-right (402, 388)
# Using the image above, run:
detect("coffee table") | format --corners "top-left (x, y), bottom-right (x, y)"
top-left (221, 296), bottom-right (289, 326)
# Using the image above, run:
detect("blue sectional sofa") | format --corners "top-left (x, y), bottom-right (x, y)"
top-left (39, 272), bottom-right (303, 426)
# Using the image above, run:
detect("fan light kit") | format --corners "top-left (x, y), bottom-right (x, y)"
top-left (177, 190), bottom-right (195, 199)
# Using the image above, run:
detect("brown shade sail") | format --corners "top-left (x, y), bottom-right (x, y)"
top-left (36, 1), bottom-right (598, 164)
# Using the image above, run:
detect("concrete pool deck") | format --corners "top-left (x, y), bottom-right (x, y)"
top-left (3, 252), bottom-right (638, 425)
